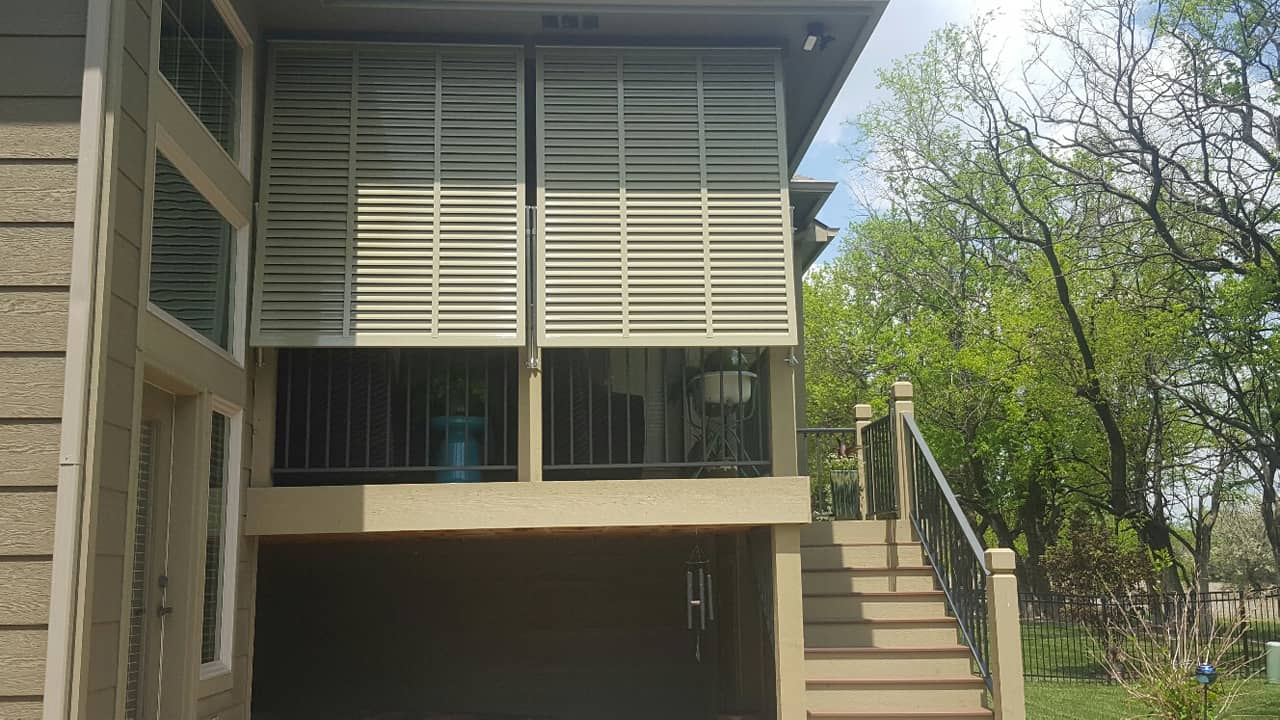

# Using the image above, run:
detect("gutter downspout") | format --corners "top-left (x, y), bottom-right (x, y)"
top-left (44, 0), bottom-right (118, 716)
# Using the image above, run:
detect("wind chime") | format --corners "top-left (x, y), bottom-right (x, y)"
top-left (685, 540), bottom-right (715, 662)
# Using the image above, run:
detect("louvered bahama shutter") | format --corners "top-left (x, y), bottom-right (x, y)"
top-left (536, 48), bottom-right (796, 347)
top-left (252, 43), bottom-right (524, 347)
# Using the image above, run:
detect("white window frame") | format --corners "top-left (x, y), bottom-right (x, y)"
top-left (147, 0), bottom-right (254, 366)
top-left (156, 0), bottom-right (255, 172)
top-left (146, 140), bottom-right (245, 366)
top-left (139, 0), bottom-right (256, 697)
top-left (199, 397), bottom-right (244, 684)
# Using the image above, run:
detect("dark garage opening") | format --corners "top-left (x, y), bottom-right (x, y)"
top-left (251, 529), bottom-right (775, 720)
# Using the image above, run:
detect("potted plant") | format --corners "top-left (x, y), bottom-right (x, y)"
top-left (428, 371), bottom-right (487, 483)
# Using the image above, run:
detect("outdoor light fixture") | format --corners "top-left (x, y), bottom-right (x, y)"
top-left (803, 22), bottom-right (833, 52)
top-left (1195, 663), bottom-right (1217, 720)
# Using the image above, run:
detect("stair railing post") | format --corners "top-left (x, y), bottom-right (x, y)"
top-left (853, 403), bottom-right (873, 519)
top-left (985, 548), bottom-right (1026, 720)
top-left (889, 381), bottom-right (915, 518)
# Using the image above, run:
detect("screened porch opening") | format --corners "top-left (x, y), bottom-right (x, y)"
top-left (250, 528), bottom-right (776, 720)
top-left (270, 346), bottom-right (773, 485)
top-left (272, 348), bottom-right (519, 485)
top-left (542, 347), bottom-right (772, 481)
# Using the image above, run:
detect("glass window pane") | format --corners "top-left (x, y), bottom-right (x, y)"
top-left (149, 153), bottom-right (234, 350)
top-left (201, 412), bottom-right (229, 665)
top-left (158, 0), bottom-right (240, 155)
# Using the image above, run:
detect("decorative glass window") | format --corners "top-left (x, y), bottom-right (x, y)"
top-left (201, 412), bottom-right (230, 665)
top-left (158, 0), bottom-right (241, 154)
top-left (149, 153), bottom-right (235, 350)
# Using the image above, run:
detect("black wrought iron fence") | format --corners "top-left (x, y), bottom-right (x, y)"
top-left (799, 427), bottom-right (860, 520)
top-left (1021, 589), bottom-right (1280, 681)
top-left (903, 414), bottom-right (992, 691)
top-left (862, 415), bottom-right (896, 517)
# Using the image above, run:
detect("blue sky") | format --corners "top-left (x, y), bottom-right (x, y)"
top-left (795, 0), bottom-right (1045, 263)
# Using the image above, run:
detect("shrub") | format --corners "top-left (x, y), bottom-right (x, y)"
top-left (1101, 589), bottom-right (1252, 719)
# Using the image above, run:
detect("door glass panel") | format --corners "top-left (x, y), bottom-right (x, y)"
top-left (201, 412), bottom-right (230, 663)
top-left (125, 422), bottom-right (157, 720)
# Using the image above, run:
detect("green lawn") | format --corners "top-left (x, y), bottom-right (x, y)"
top-left (1022, 620), bottom-right (1109, 679)
top-left (1021, 619), bottom-right (1280, 682)
top-left (1025, 681), bottom-right (1280, 719)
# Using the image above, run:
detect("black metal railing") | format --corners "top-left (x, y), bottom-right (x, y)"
top-left (542, 347), bottom-right (771, 480)
top-left (799, 427), bottom-right (860, 520)
top-left (903, 414), bottom-right (992, 691)
top-left (273, 348), bottom-right (518, 484)
top-left (862, 415), bottom-right (897, 517)
top-left (1021, 589), bottom-right (1280, 681)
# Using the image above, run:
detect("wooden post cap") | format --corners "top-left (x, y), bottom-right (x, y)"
top-left (985, 547), bottom-right (1017, 573)
top-left (854, 403), bottom-right (873, 420)
top-left (890, 380), bottom-right (914, 400)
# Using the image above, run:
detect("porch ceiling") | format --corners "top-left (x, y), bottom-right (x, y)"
top-left (247, 0), bottom-right (887, 172)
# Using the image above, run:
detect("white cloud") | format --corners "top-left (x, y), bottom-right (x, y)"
top-left (811, 0), bottom-right (1060, 149)
top-left (801, 0), bottom-right (1071, 265)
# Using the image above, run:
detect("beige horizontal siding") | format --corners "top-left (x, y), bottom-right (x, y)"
top-left (1, 0), bottom-right (88, 36)
top-left (0, 6), bottom-right (85, 717)
top-left (0, 698), bottom-right (43, 720)
top-left (0, 226), bottom-right (73, 286)
top-left (0, 629), bottom-right (47, 696)
top-left (0, 99), bottom-right (81, 160)
top-left (0, 37), bottom-right (84, 97)
top-left (0, 561), bottom-right (52, 626)
top-left (0, 493), bottom-right (57, 555)
top-left (0, 163), bottom-right (79, 223)
top-left (0, 357), bottom-right (66, 418)
top-left (0, 423), bottom-right (61, 487)
top-left (0, 292), bottom-right (70, 352)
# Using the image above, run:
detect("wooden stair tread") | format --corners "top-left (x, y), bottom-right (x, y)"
top-left (803, 707), bottom-right (993, 712)
top-left (803, 565), bottom-right (934, 573)
top-left (805, 617), bottom-right (957, 625)
top-left (804, 590), bottom-right (944, 598)
top-left (802, 541), bottom-right (923, 548)
top-left (808, 676), bottom-right (986, 687)
top-left (805, 645), bottom-right (970, 655)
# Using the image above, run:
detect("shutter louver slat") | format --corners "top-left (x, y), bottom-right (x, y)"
top-left (257, 49), bottom-right (352, 339)
top-left (437, 53), bottom-right (522, 336)
top-left (538, 48), bottom-right (796, 347)
top-left (352, 50), bottom-right (437, 334)
top-left (704, 54), bottom-right (791, 336)
top-left (540, 53), bottom-right (625, 336)
top-left (252, 44), bottom-right (524, 347)
top-left (625, 55), bottom-right (706, 335)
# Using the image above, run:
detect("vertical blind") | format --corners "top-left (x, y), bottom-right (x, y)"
top-left (537, 48), bottom-right (797, 347)
top-left (252, 43), bottom-right (525, 346)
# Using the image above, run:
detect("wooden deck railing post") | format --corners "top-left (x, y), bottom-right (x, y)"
top-left (517, 347), bottom-right (542, 482)
top-left (768, 347), bottom-right (800, 476)
top-left (889, 381), bottom-right (915, 518)
top-left (853, 403), bottom-right (873, 519)
top-left (771, 524), bottom-right (807, 720)
top-left (985, 548), bottom-right (1026, 720)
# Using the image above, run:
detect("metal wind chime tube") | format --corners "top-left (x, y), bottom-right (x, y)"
top-left (686, 543), bottom-right (715, 662)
